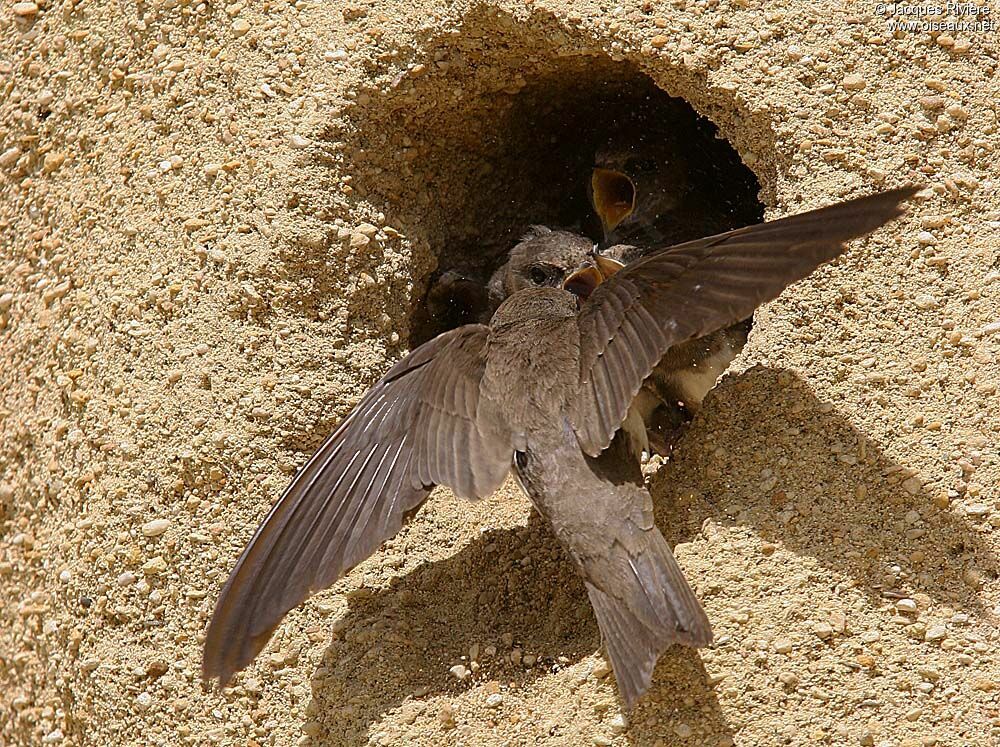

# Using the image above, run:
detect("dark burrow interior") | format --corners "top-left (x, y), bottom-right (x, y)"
top-left (338, 56), bottom-right (765, 347)
top-left (408, 69), bottom-right (764, 345)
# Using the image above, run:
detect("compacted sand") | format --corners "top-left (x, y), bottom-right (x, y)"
top-left (1, 1), bottom-right (999, 745)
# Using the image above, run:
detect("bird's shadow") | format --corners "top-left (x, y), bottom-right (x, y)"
top-left (662, 366), bottom-right (995, 619)
top-left (303, 366), bottom-right (994, 745)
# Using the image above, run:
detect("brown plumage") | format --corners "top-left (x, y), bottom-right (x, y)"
top-left (203, 187), bottom-right (917, 706)
top-left (589, 138), bottom-right (763, 449)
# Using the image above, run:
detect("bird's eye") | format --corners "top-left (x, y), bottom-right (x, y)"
top-left (527, 265), bottom-right (549, 285)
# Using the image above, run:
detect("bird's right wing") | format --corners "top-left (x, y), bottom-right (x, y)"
top-left (203, 325), bottom-right (511, 686)
top-left (572, 187), bottom-right (918, 456)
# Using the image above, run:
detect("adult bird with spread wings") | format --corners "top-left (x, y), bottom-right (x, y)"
top-left (203, 187), bottom-right (916, 706)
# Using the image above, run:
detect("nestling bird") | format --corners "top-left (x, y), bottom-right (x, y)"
top-left (486, 225), bottom-right (597, 309)
top-left (203, 188), bottom-right (916, 706)
top-left (589, 136), bottom-right (762, 448)
top-left (588, 129), bottom-right (758, 249)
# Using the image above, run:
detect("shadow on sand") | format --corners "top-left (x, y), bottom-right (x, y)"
top-left (300, 365), bottom-right (994, 744)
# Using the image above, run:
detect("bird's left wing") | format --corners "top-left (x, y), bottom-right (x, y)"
top-left (203, 325), bottom-right (510, 686)
top-left (572, 186), bottom-right (918, 456)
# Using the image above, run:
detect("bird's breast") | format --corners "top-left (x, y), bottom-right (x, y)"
top-left (482, 315), bottom-right (581, 438)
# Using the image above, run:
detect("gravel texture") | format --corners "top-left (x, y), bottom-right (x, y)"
top-left (1, 1), bottom-right (998, 746)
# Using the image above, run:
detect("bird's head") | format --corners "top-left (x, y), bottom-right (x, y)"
top-left (489, 226), bottom-right (596, 303)
top-left (590, 141), bottom-right (688, 242)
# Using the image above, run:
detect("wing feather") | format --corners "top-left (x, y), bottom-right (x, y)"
top-left (203, 325), bottom-right (510, 685)
top-left (573, 187), bottom-right (917, 455)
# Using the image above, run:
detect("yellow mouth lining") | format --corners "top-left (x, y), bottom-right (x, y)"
top-left (562, 255), bottom-right (625, 300)
top-left (591, 168), bottom-right (636, 233)
top-left (563, 266), bottom-right (604, 300)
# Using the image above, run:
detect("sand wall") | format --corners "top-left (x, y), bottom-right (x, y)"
top-left (1, 1), bottom-right (998, 745)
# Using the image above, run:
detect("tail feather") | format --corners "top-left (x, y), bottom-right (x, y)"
top-left (587, 582), bottom-right (659, 707)
top-left (585, 534), bottom-right (712, 708)
top-left (628, 533), bottom-right (712, 646)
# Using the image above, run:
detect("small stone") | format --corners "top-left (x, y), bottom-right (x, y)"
top-left (924, 625), bottom-right (947, 642)
top-left (0, 147), bottom-right (21, 168)
top-left (43, 152), bottom-right (66, 173)
top-left (141, 556), bottom-right (168, 574)
top-left (918, 96), bottom-right (945, 110)
top-left (349, 232), bottom-right (370, 249)
top-left (301, 722), bottom-right (321, 737)
top-left (978, 321), bottom-right (1000, 337)
top-left (843, 74), bottom-right (866, 91)
top-left (0, 294), bottom-right (12, 312)
top-left (773, 639), bottom-right (793, 653)
top-left (356, 222), bottom-right (379, 238)
top-left (962, 567), bottom-right (982, 588)
top-left (591, 659), bottom-right (612, 679)
top-left (918, 667), bottom-right (941, 682)
top-left (856, 653), bottom-right (877, 668)
top-left (204, 162), bottom-right (222, 176)
top-left (12, 2), bottom-right (39, 17)
top-left (905, 707), bottom-right (922, 722)
top-left (674, 722), bottom-right (694, 738)
top-left (117, 571), bottom-right (137, 586)
top-left (288, 134), bottom-right (311, 149)
top-left (902, 477), bottom-right (922, 495)
top-left (232, 18), bottom-right (250, 35)
top-left (437, 704), bottom-right (456, 729)
top-left (651, 35), bottom-right (669, 48)
top-left (916, 231), bottom-right (937, 245)
top-left (813, 622), bottom-right (835, 640)
top-left (449, 664), bottom-right (469, 680)
top-left (78, 658), bottom-right (100, 674)
top-left (135, 692), bottom-right (153, 711)
top-left (41, 730), bottom-right (63, 744)
top-left (896, 598), bottom-right (918, 613)
top-left (593, 738), bottom-right (612, 747)
top-left (59, 570), bottom-right (71, 583)
top-left (181, 219), bottom-right (208, 233)
top-left (964, 503), bottom-right (989, 517)
top-left (485, 693), bottom-right (503, 708)
top-left (610, 714), bottom-right (627, 734)
top-left (778, 671), bottom-right (800, 688)
top-left (324, 49), bottom-right (349, 62)
top-left (142, 519), bottom-right (171, 537)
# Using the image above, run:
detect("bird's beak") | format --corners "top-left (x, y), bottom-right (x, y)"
top-left (563, 253), bottom-right (626, 300)
top-left (593, 253), bottom-right (625, 279)
top-left (591, 168), bottom-right (636, 235)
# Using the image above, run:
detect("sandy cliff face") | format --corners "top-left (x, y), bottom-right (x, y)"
top-left (1, 1), bottom-right (998, 745)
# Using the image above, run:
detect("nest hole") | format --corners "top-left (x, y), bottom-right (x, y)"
top-left (338, 51), bottom-right (764, 347)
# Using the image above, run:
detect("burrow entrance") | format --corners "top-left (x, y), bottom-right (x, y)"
top-left (322, 15), bottom-right (766, 347)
